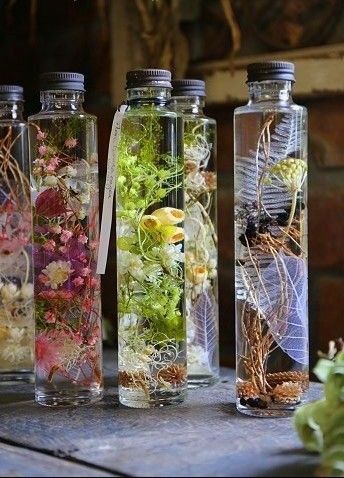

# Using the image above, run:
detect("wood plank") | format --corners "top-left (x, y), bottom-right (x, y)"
top-left (0, 442), bottom-right (116, 477)
top-left (0, 350), bottom-right (322, 477)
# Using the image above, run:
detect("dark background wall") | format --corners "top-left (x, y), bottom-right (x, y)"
top-left (0, 0), bottom-right (342, 367)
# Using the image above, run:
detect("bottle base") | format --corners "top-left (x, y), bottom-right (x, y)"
top-left (187, 374), bottom-right (219, 389)
top-left (119, 388), bottom-right (186, 409)
top-left (35, 388), bottom-right (103, 407)
top-left (0, 371), bottom-right (34, 384)
top-left (236, 398), bottom-right (298, 418)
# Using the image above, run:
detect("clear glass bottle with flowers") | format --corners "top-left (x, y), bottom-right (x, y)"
top-left (0, 85), bottom-right (33, 382)
top-left (29, 73), bottom-right (103, 406)
top-left (170, 79), bottom-right (219, 388)
top-left (116, 69), bottom-right (186, 408)
top-left (234, 62), bottom-right (308, 417)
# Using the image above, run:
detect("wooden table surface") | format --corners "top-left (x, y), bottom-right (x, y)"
top-left (0, 350), bottom-right (322, 477)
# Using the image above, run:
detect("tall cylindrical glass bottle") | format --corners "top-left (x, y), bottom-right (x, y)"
top-left (29, 73), bottom-right (103, 406)
top-left (0, 86), bottom-right (33, 382)
top-left (234, 62), bottom-right (308, 417)
top-left (170, 80), bottom-right (219, 388)
top-left (116, 69), bottom-right (186, 408)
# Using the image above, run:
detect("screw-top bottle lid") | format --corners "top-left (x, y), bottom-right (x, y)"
top-left (0, 85), bottom-right (24, 101)
top-left (126, 69), bottom-right (172, 89)
top-left (171, 79), bottom-right (206, 97)
top-left (247, 61), bottom-right (295, 83)
top-left (40, 72), bottom-right (85, 91)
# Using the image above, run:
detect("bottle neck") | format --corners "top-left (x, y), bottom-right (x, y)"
top-left (248, 80), bottom-right (293, 104)
top-left (40, 90), bottom-right (85, 112)
top-left (126, 87), bottom-right (171, 107)
top-left (0, 101), bottom-right (24, 120)
top-left (169, 96), bottom-right (205, 114)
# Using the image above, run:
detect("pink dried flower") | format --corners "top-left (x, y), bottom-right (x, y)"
top-left (78, 234), bottom-right (88, 244)
top-left (50, 225), bottom-right (62, 234)
top-left (43, 239), bottom-right (56, 252)
top-left (73, 276), bottom-right (84, 287)
top-left (35, 332), bottom-right (60, 378)
top-left (81, 267), bottom-right (92, 277)
top-left (38, 290), bottom-right (75, 301)
top-left (78, 253), bottom-right (87, 263)
top-left (89, 277), bottom-right (99, 288)
top-left (82, 297), bottom-right (93, 313)
top-left (49, 156), bottom-right (60, 168)
top-left (60, 230), bottom-right (73, 243)
top-left (37, 130), bottom-right (47, 141)
top-left (90, 240), bottom-right (99, 250)
top-left (38, 145), bottom-right (48, 156)
top-left (38, 273), bottom-right (49, 285)
top-left (44, 310), bottom-right (57, 324)
top-left (59, 245), bottom-right (68, 254)
top-left (64, 138), bottom-right (78, 149)
top-left (74, 332), bottom-right (83, 346)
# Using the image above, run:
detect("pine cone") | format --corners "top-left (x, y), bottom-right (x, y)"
top-left (237, 380), bottom-right (259, 399)
top-left (267, 371), bottom-right (309, 391)
top-left (273, 381), bottom-right (302, 404)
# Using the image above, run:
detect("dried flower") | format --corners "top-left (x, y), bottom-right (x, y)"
top-left (157, 364), bottom-right (187, 386)
top-left (160, 225), bottom-right (184, 244)
top-left (140, 215), bottom-right (162, 231)
top-left (60, 230), bottom-right (73, 243)
top-left (78, 234), bottom-right (88, 244)
top-left (37, 130), bottom-right (47, 141)
top-left (273, 381), bottom-right (302, 403)
top-left (185, 160), bottom-right (198, 174)
top-left (20, 283), bottom-right (34, 300)
top-left (81, 267), bottom-right (91, 277)
top-left (0, 283), bottom-right (19, 302)
top-left (43, 175), bottom-right (58, 187)
top-left (41, 260), bottom-right (73, 290)
top-left (237, 380), bottom-right (260, 399)
top-left (187, 264), bottom-right (208, 285)
top-left (50, 225), bottom-right (62, 234)
top-left (202, 171), bottom-right (217, 191)
top-left (44, 310), bottom-right (57, 324)
top-left (35, 332), bottom-right (61, 378)
top-left (72, 276), bottom-right (84, 287)
top-left (43, 239), bottom-right (56, 252)
top-left (152, 207), bottom-right (185, 225)
top-left (266, 158), bottom-right (307, 193)
top-left (38, 145), bottom-right (48, 156)
top-left (35, 188), bottom-right (66, 217)
top-left (58, 165), bottom-right (77, 177)
top-left (119, 371), bottom-right (150, 394)
top-left (64, 138), bottom-right (78, 149)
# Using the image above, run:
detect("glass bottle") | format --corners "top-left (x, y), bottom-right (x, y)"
top-left (234, 62), bottom-right (308, 417)
top-left (116, 69), bottom-right (186, 408)
top-left (29, 73), bottom-right (103, 406)
top-left (170, 80), bottom-right (219, 388)
top-left (0, 86), bottom-right (34, 382)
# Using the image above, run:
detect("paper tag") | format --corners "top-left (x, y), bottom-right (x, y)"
top-left (97, 104), bottom-right (127, 274)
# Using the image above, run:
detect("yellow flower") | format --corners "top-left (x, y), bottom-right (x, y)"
top-left (267, 158), bottom-right (307, 192)
top-left (160, 225), bottom-right (185, 244)
top-left (187, 265), bottom-right (208, 285)
top-left (152, 207), bottom-right (185, 225)
top-left (140, 215), bottom-right (162, 231)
